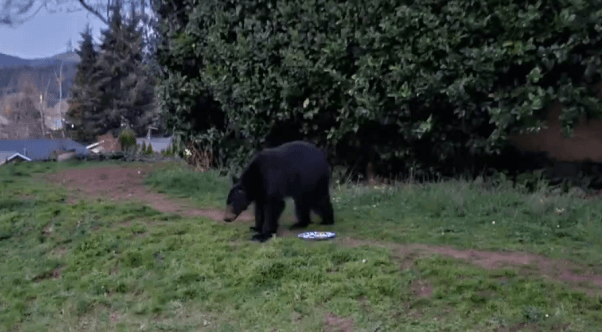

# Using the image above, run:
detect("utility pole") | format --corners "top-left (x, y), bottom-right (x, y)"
top-left (40, 78), bottom-right (52, 138)
top-left (54, 60), bottom-right (64, 129)
top-left (39, 94), bottom-right (46, 137)
top-left (147, 125), bottom-right (157, 139)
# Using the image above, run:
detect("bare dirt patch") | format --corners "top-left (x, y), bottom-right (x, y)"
top-left (48, 247), bottom-right (68, 259)
top-left (32, 266), bottom-right (64, 282)
top-left (324, 313), bottom-right (355, 332)
top-left (494, 322), bottom-right (569, 332)
top-left (45, 165), bottom-right (253, 222)
top-left (424, 245), bottom-right (602, 292)
top-left (411, 279), bottom-right (433, 298)
top-left (339, 237), bottom-right (602, 295)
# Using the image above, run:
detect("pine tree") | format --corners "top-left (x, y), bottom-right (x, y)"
top-left (122, 1), bottom-right (156, 134)
top-left (92, 3), bottom-right (126, 135)
top-left (66, 23), bottom-right (102, 142)
top-left (92, 1), bottom-right (156, 137)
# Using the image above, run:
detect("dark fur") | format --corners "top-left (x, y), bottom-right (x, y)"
top-left (225, 141), bottom-right (335, 242)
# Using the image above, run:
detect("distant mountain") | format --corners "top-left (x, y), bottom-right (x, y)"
top-left (0, 51), bottom-right (80, 109)
top-left (0, 51), bottom-right (80, 69)
top-left (0, 53), bottom-right (31, 68)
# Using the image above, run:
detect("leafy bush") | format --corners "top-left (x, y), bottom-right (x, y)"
top-left (118, 126), bottom-right (137, 152)
top-left (155, 0), bottom-right (602, 176)
top-left (146, 143), bottom-right (154, 155)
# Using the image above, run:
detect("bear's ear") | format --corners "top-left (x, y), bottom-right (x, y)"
top-left (231, 175), bottom-right (240, 184)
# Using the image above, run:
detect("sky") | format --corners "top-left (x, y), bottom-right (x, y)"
top-left (0, 6), bottom-right (106, 60)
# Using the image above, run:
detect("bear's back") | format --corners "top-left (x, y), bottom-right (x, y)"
top-left (260, 140), bottom-right (326, 167)
top-left (251, 141), bottom-right (329, 195)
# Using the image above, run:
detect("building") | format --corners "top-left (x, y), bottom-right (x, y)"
top-left (0, 138), bottom-right (88, 162)
top-left (0, 151), bottom-right (31, 165)
top-left (136, 136), bottom-right (173, 152)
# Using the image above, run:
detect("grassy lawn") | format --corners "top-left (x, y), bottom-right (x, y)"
top-left (1, 161), bottom-right (602, 331)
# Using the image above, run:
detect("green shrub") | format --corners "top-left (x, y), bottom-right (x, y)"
top-left (118, 126), bottom-right (137, 152)
top-left (156, 0), bottom-right (602, 175)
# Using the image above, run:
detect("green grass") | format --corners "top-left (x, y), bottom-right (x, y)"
top-left (146, 164), bottom-right (602, 266)
top-left (1, 161), bottom-right (602, 331)
top-left (144, 162), bottom-right (228, 209)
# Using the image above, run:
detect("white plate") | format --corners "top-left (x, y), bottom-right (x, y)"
top-left (297, 231), bottom-right (336, 240)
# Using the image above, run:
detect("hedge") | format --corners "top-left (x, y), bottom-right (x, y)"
top-left (154, 0), bottom-right (602, 177)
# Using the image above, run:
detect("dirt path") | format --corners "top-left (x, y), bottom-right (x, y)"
top-left (46, 164), bottom-right (254, 222)
top-left (46, 165), bottom-right (602, 295)
top-left (337, 238), bottom-right (602, 295)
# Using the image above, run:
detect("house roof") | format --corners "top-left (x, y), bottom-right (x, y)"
top-left (0, 151), bottom-right (32, 164)
top-left (0, 139), bottom-right (89, 161)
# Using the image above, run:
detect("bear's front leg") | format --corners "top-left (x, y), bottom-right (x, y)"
top-left (251, 199), bottom-right (285, 242)
top-left (250, 200), bottom-right (285, 233)
top-left (250, 201), bottom-right (265, 233)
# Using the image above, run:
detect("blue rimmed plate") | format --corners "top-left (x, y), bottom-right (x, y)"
top-left (297, 231), bottom-right (336, 241)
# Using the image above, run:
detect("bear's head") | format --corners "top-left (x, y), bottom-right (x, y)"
top-left (224, 175), bottom-right (250, 222)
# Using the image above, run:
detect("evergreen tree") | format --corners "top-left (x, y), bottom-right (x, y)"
top-left (66, 23), bottom-right (102, 142)
top-left (91, 2), bottom-right (125, 136)
top-left (122, 1), bottom-right (157, 135)
top-left (92, 1), bottom-right (156, 137)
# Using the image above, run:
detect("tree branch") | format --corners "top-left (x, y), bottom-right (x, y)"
top-left (0, 0), bottom-right (45, 26)
top-left (1, 0), bottom-right (110, 27)
top-left (76, 0), bottom-right (108, 25)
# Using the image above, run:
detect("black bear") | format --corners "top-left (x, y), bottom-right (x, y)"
top-left (223, 140), bottom-right (335, 242)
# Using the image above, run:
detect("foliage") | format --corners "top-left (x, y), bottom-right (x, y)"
top-left (161, 144), bottom-right (175, 156)
top-left (0, 71), bottom-right (44, 139)
top-left (66, 24), bottom-right (101, 142)
top-left (154, 0), bottom-right (602, 176)
top-left (66, 3), bottom-right (157, 142)
top-left (153, 0), bottom-right (250, 170)
top-left (93, 3), bottom-right (157, 137)
top-left (118, 125), bottom-right (137, 151)
top-left (0, 64), bottom-right (78, 120)
top-left (142, 0), bottom-right (163, 75)
top-left (145, 142), bottom-right (154, 154)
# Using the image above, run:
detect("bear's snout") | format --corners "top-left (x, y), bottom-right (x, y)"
top-left (224, 205), bottom-right (237, 222)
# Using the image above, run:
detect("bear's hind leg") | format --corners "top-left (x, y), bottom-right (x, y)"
top-left (314, 194), bottom-right (334, 225)
top-left (290, 197), bottom-right (311, 230)
top-left (276, 199), bottom-right (285, 218)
